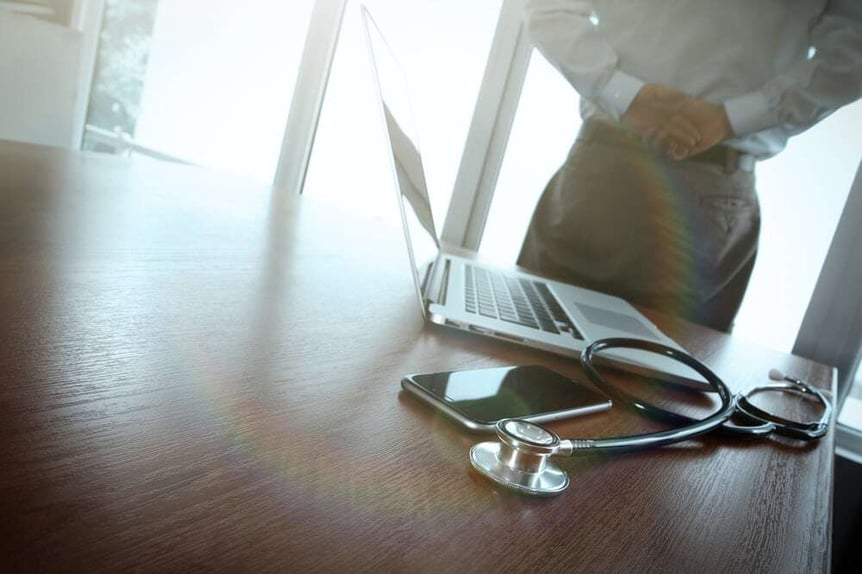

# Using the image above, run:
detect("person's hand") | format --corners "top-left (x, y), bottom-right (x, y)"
top-left (621, 84), bottom-right (701, 151)
top-left (652, 98), bottom-right (734, 160)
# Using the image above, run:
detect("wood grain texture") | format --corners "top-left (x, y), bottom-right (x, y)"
top-left (0, 141), bottom-right (834, 573)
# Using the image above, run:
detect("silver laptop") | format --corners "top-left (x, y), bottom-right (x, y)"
top-left (362, 7), bottom-right (706, 387)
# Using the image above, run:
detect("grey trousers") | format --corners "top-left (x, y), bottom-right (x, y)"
top-left (518, 120), bottom-right (760, 332)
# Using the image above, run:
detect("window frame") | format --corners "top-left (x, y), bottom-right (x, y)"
top-left (273, 0), bottom-right (348, 197)
top-left (440, 0), bottom-right (530, 249)
top-left (794, 161), bottom-right (862, 459)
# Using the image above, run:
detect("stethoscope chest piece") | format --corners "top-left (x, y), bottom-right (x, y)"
top-left (469, 419), bottom-right (570, 496)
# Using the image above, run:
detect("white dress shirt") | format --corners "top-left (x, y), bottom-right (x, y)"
top-left (526, 0), bottom-right (862, 158)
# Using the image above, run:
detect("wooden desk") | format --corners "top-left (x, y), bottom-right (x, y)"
top-left (0, 141), bottom-right (834, 573)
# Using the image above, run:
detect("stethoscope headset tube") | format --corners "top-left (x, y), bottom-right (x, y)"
top-left (736, 380), bottom-right (832, 440)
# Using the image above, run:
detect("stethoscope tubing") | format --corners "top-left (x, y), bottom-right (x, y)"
top-left (569, 338), bottom-right (738, 453)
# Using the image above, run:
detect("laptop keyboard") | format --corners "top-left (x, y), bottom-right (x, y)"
top-left (464, 265), bottom-right (583, 340)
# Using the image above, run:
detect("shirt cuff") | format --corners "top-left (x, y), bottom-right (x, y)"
top-left (596, 71), bottom-right (645, 120)
top-left (723, 92), bottom-right (776, 137)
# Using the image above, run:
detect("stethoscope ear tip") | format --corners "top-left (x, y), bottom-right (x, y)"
top-left (768, 368), bottom-right (786, 381)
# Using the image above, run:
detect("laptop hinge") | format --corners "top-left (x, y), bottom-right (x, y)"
top-left (425, 256), bottom-right (450, 306)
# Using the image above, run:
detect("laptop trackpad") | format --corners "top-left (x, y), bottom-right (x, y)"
top-left (575, 303), bottom-right (657, 340)
top-left (575, 303), bottom-right (711, 389)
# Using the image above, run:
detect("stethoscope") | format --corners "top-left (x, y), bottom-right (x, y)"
top-left (469, 338), bottom-right (833, 496)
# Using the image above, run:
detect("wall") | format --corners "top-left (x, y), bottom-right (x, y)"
top-left (0, 9), bottom-right (82, 148)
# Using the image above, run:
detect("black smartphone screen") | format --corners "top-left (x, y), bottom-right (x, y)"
top-left (403, 365), bottom-right (611, 428)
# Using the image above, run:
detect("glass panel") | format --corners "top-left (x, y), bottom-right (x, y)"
top-left (734, 101), bottom-right (862, 350)
top-left (839, 360), bottom-right (862, 431)
top-left (482, 49), bottom-right (862, 354)
top-left (480, 49), bottom-right (581, 264)
top-left (84, 0), bottom-right (316, 184)
top-left (304, 0), bottom-right (503, 229)
top-left (82, 0), bottom-right (160, 154)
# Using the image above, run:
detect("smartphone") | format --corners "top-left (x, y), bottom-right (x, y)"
top-left (401, 365), bottom-right (612, 432)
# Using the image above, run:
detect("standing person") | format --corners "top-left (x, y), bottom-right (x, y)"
top-left (517, 0), bottom-right (862, 331)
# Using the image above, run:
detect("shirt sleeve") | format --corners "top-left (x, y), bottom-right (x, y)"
top-left (724, 0), bottom-right (862, 137)
top-left (524, 0), bottom-right (644, 119)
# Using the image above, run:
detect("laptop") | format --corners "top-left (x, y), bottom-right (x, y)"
top-left (361, 7), bottom-right (707, 388)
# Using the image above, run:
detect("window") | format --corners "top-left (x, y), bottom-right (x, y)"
top-left (83, 0), bottom-right (317, 183)
top-left (480, 50), bottom-right (580, 264)
top-left (83, 0), bottom-right (160, 155)
top-left (303, 0), bottom-right (503, 228)
top-left (734, 102), bottom-right (862, 351)
top-left (840, 368), bottom-right (862, 433)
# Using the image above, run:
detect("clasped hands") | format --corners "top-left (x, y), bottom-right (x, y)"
top-left (621, 84), bottom-right (734, 161)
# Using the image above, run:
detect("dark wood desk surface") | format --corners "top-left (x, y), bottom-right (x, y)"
top-left (0, 141), bottom-right (834, 573)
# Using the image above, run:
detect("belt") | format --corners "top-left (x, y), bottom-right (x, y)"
top-left (580, 119), bottom-right (756, 174)
top-left (689, 145), bottom-right (756, 174)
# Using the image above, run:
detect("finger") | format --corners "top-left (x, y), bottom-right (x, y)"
top-left (650, 119), bottom-right (696, 155)
top-left (671, 146), bottom-right (696, 161)
top-left (651, 115), bottom-right (700, 150)
top-left (669, 115), bottom-right (702, 148)
top-left (645, 123), bottom-right (672, 150)
top-left (649, 125), bottom-right (691, 160)
top-left (684, 131), bottom-right (724, 159)
top-left (643, 123), bottom-right (666, 148)
top-left (668, 142), bottom-right (691, 161)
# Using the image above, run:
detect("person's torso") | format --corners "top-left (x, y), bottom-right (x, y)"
top-left (580, 0), bottom-right (827, 156)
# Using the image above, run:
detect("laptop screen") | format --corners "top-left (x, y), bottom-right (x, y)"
top-left (363, 8), bottom-right (440, 314)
